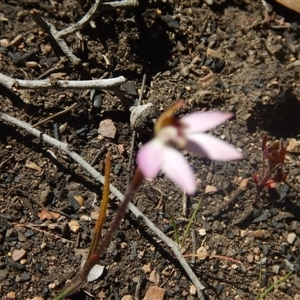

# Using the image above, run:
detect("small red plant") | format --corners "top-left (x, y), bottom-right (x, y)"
top-left (253, 134), bottom-right (288, 193)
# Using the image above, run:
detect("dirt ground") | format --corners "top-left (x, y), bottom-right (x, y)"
top-left (0, 0), bottom-right (300, 299)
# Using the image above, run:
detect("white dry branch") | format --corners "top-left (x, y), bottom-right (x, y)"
top-left (0, 112), bottom-right (205, 300)
top-left (31, 0), bottom-right (139, 66)
top-left (0, 72), bottom-right (126, 91)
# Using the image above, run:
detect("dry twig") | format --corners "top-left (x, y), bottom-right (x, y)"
top-left (31, 0), bottom-right (139, 66)
top-left (33, 103), bottom-right (78, 127)
top-left (0, 72), bottom-right (126, 91)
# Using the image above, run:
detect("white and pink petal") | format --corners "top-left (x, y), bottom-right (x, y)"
top-left (181, 111), bottom-right (233, 134)
top-left (162, 146), bottom-right (196, 195)
top-left (186, 133), bottom-right (243, 161)
top-left (137, 139), bottom-right (164, 179)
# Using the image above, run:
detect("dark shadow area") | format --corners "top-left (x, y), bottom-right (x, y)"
top-left (246, 88), bottom-right (300, 138)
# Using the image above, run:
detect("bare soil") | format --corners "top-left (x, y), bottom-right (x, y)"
top-left (0, 0), bottom-right (300, 299)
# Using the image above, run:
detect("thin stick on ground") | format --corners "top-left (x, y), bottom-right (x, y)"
top-left (57, 0), bottom-right (103, 38)
top-left (0, 112), bottom-right (206, 299)
top-left (33, 102), bottom-right (78, 127)
top-left (58, 0), bottom-right (138, 38)
top-left (31, 9), bottom-right (82, 66)
top-left (0, 72), bottom-right (126, 91)
top-left (16, 223), bottom-right (75, 244)
top-left (31, 0), bottom-right (139, 66)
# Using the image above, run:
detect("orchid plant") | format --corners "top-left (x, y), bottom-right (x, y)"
top-left (54, 102), bottom-right (242, 299)
top-left (253, 134), bottom-right (287, 192)
top-left (137, 101), bottom-right (243, 194)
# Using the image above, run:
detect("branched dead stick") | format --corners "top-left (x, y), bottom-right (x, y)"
top-left (31, 10), bottom-right (81, 66)
top-left (58, 0), bottom-right (103, 38)
top-left (0, 72), bottom-right (126, 91)
top-left (0, 112), bottom-right (205, 299)
top-left (31, 0), bottom-right (139, 66)
top-left (59, 0), bottom-right (138, 37)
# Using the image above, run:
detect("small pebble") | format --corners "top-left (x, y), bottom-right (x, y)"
top-left (199, 228), bottom-right (206, 236)
top-left (272, 265), bottom-right (280, 274)
top-left (6, 292), bottom-right (16, 299)
top-left (98, 291), bottom-right (106, 299)
top-left (40, 242), bottom-right (47, 249)
top-left (121, 296), bottom-right (133, 300)
top-left (68, 220), bottom-right (81, 233)
top-left (98, 119), bottom-right (117, 139)
top-left (142, 262), bottom-right (151, 274)
top-left (12, 248), bottom-right (26, 261)
top-left (0, 38), bottom-right (9, 48)
top-left (143, 286), bottom-right (165, 300)
top-left (21, 272), bottom-right (31, 281)
top-left (9, 34), bottom-right (23, 47)
top-left (93, 94), bottom-right (102, 108)
top-left (149, 269), bottom-right (160, 284)
top-left (87, 264), bottom-right (104, 282)
top-left (80, 215), bottom-right (91, 222)
top-left (204, 185), bottom-right (218, 194)
top-left (247, 254), bottom-right (253, 263)
top-left (287, 138), bottom-right (300, 153)
top-left (287, 232), bottom-right (296, 244)
top-left (48, 283), bottom-right (56, 289)
top-left (190, 284), bottom-right (197, 295)
top-left (240, 178), bottom-right (250, 191)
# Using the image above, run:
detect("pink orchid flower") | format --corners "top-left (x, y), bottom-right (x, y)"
top-left (137, 102), bottom-right (242, 194)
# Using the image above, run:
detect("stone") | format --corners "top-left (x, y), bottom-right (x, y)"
top-left (149, 269), bottom-right (160, 284)
top-left (198, 228), bottom-right (206, 236)
top-left (287, 232), bottom-right (296, 244)
top-left (190, 284), bottom-right (197, 295)
top-left (240, 178), bottom-right (250, 191)
top-left (204, 185), bottom-right (218, 194)
top-left (68, 220), bottom-right (81, 233)
top-left (287, 138), bottom-right (300, 153)
top-left (142, 262), bottom-right (151, 274)
top-left (98, 119), bottom-right (117, 139)
top-left (121, 296), bottom-right (133, 300)
top-left (6, 291), bottom-right (16, 299)
top-left (12, 249), bottom-right (26, 261)
top-left (143, 286), bottom-right (165, 300)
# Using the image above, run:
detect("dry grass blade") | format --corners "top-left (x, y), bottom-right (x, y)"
top-left (87, 153), bottom-right (111, 260)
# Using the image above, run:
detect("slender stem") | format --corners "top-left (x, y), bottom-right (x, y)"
top-left (257, 271), bottom-right (293, 300)
top-left (258, 164), bottom-right (282, 192)
top-left (168, 212), bottom-right (179, 246)
top-left (180, 198), bottom-right (202, 249)
top-left (87, 153), bottom-right (111, 260)
top-left (53, 169), bottom-right (144, 299)
top-left (93, 168), bottom-right (144, 259)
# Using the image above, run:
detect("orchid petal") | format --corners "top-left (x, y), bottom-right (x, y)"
top-left (137, 139), bottom-right (164, 179)
top-left (181, 111), bottom-right (234, 134)
top-left (186, 133), bottom-right (243, 161)
top-left (162, 147), bottom-right (196, 194)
